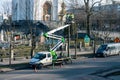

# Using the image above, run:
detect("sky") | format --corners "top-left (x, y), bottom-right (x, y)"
top-left (0, 0), bottom-right (12, 14)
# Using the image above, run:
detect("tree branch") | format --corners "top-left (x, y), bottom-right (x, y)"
top-left (90, 0), bottom-right (103, 12)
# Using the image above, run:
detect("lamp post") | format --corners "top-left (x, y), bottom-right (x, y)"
top-left (67, 23), bottom-right (70, 57)
top-left (9, 27), bottom-right (13, 66)
top-left (9, 41), bottom-right (12, 66)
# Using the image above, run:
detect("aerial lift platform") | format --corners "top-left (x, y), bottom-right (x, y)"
top-left (43, 24), bottom-right (72, 64)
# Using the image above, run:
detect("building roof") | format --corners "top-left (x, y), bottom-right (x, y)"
top-left (77, 33), bottom-right (89, 39)
top-left (70, 33), bottom-right (89, 40)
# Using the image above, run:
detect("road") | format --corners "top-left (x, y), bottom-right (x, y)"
top-left (0, 55), bottom-right (120, 80)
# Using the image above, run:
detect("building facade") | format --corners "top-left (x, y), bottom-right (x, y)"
top-left (12, 0), bottom-right (64, 21)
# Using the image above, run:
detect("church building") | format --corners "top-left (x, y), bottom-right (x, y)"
top-left (12, 0), bottom-right (66, 21)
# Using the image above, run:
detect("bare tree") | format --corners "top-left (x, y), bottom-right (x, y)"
top-left (64, 0), bottom-right (83, 9)
top-left (65, 0), bottom-right (103, 35)
top-left (91, 1), bottom-right (120, 43)
top-left (1, 1), bottom-right (12, 66)
top-left (83, 0), bottom-right (103, 36)
top-left (1, 1), bottom-right (11, 14)
top-left (12, 0), bottom-right (37, 58)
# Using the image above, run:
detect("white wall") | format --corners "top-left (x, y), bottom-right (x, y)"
top-left (33, 0), bottom-right (44, 20)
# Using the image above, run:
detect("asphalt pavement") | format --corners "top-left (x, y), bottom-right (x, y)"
top-left (0, 51), bottom-right (120, 80)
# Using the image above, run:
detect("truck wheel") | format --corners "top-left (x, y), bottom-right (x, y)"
top-left (68, 59), bottom-right (72, 64)
top-left (118, 52), bottom-right (120, 55)
top-left (38, 64), bottom-right (43, 69)
top-left (103, 54), bottom-right (107, 57)
top-left (65, 58), bottom-right (72, 64)
top-left (62, 60), bottom-right (66, 65)
top-left (31, 65), bottom-right (35, 69)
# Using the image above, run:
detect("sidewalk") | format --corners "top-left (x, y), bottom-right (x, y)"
top-left (0, 58), bottom-right (30, 65)
top-left (57, 49), bottom-right (93, 58)
top-left (0, 58), bottom-right (30, 72)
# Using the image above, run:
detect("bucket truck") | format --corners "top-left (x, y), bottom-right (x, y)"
top-left (29, 24), bottom-right (72, 68)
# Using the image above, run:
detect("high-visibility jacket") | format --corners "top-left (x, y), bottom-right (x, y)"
top-left (65, 13), bottom-right (74, 22)
top-left (71, 14), bottom-right (74, 19)
top-left (66, 14), bottom-right (70, 20)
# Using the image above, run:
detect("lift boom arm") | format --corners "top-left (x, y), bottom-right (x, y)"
top-left (44, 24), bottom-right (70, 59)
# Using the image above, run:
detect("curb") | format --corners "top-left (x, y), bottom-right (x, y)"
top-left (71, 53), bottom-right (94, 59)
top-left (0, 68), bottom-right (14, 72)
top-left (0, 65), bottom-right (29, 73)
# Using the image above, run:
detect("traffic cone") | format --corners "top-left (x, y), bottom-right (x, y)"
top-left (34, 65), bottom-right (38, 72)
top-left (93, 57), bottom-right (96, 61)
top-left (60, 63), bottom-right (63, 68)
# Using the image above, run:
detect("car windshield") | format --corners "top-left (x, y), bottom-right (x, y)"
top-left (33, 53), bottom-right (46, 60)
top-left (98, 45), bottom-right (107, 50)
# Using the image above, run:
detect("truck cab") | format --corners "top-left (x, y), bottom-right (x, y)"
top-left (29, 52), bottom-right (52, 68)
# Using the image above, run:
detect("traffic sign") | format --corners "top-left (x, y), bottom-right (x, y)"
top-left (114, 37), bottom-right (120, 43)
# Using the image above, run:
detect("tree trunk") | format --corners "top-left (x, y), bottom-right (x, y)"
top-left (30, 47), bottom-right (34, 58)
top-left (30, 35), bottom-right (36, 58)
top-left (74, 33), bottom-right (77, 59)
top-left (86, 14), bottom-right (90, 36)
